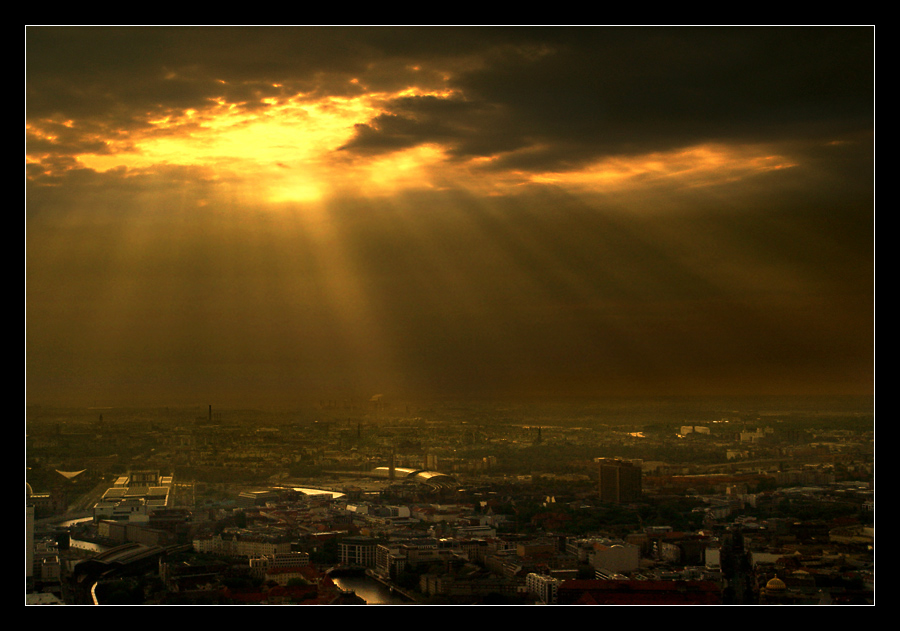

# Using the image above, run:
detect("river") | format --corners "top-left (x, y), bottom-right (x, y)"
top-left (330, 575), bottom-right (415, 605)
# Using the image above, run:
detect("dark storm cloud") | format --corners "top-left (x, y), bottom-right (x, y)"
top-left (26, 26), bottom-right (447, 118)
top-left (336, 27), bottom-right (874, 171)
top-left (338, 96), bottom-right (507, 156)
top-left (502, 28), bottom-right (870, 148)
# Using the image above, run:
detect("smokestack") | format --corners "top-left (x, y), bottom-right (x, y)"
top-left (209, 404), bottom-right (212, 422)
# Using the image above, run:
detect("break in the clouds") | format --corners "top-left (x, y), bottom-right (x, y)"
top-left (27, 27), bottom-right (873, 175)
top-left (26, 26), bottom-right (874, 407)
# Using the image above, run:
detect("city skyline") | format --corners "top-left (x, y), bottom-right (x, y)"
top-left (26, 26), bottom-right (874, 408)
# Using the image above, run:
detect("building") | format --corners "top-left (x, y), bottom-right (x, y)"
top-left (97, 520), bottom-right (176, 547)
top-left (92, 470), bottom-right (173, 522)
top-left (597, 458), bottom-right (642, 504)
top-left (589, 543), bottom-right (641, 574)
top-left (339, 536), bottom-right (378, 568)
top-left (249, 552), bottom-right (312, 584)
top-left (375, 538), bottom-right (468, 579)
top-left (192, 533), bottom-right (291, 558)
top-left (526, 573), bottom-right (561, 604)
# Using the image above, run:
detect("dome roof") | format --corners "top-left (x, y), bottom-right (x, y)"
top-left (765, 577), bottom-right (787, 591)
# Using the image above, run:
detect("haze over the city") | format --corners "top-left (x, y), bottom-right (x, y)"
top-left (25, 26), bottom-right (874, 408)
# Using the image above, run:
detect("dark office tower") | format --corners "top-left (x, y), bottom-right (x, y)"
top-left (597, 458), bottom-right (642, 504)
top-left (720, 526), bottom-right (753, 605)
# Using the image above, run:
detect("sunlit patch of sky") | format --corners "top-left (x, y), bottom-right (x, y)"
top-left (28, 83), bottom-right (802, 208)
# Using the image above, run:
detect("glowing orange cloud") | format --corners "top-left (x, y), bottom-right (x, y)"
top-left (528, 145), bottom-right (798, 192)
top-left (27, 85), bottom-right (466, 204)
top-left (27, 83), bottom-right (800, 206)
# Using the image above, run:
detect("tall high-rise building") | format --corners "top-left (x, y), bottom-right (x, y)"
top-left (597, 458), bottom-right (642, 503)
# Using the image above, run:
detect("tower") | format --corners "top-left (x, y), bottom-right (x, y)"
top-left (597, 458), bottom-right (642, 504)
top-left (389, 447), bottom-right (395, 481)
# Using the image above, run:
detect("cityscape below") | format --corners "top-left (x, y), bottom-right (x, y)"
top-left (26, 394), bottom-right (874, 605)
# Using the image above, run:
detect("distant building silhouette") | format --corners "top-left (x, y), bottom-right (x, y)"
top-left (596, 458), bottom-right (642, 504)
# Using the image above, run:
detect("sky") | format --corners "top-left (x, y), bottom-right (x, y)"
top-left (25, 26), bottom-right (874, 408)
